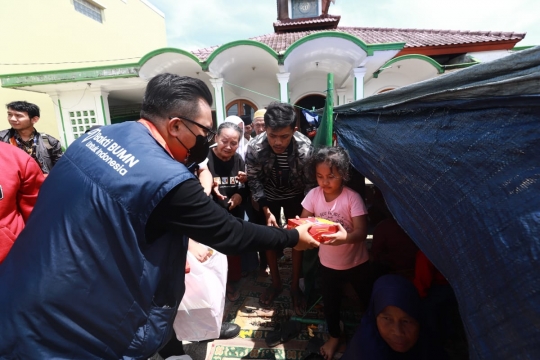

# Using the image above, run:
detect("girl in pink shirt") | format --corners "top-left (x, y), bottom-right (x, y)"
top-left (301, 146), bottom-right (371, 360)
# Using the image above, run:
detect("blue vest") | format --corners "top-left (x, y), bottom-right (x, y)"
top-left (0, 122), bottom-right (195, 359)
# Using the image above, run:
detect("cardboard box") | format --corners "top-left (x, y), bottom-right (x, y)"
top-left (287, 217), bottom-right (339, 242)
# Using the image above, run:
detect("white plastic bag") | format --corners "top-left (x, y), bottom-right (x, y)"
top-left (173, 249), bottom-right (227, 341)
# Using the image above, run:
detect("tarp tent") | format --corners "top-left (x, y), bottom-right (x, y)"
top-left (333, 46), bottom-right (540, 359)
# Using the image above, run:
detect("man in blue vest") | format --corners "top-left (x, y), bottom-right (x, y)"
top-left (0, 73), bottom-right (320, 360)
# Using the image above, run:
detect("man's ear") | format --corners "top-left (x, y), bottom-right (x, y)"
top-left (31, 116), bottom-right (40, 125)
top-left (167, 117), bottom-right (182, 137)
top-left (294, 126), bottom-right (298, 132)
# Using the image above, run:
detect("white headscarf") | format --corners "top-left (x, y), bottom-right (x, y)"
top-left (223, 115), bottom-right (246, 160)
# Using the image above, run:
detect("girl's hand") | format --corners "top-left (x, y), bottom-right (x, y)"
top-left (320, 223), bottom-right (348, 246)
top-left (237, 171), bottom-right (247, 184)
top-left (228, 193), bottom-right (242, 210)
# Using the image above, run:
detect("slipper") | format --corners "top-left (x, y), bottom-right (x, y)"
top-left (265, 320), bottom-right (302, 347)
top-left (259, 285), bottom-right (283, 306)
top-left (291, 288), bottom-right (307, 316)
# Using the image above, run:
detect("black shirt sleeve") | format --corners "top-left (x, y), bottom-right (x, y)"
top-left (145, 178), bottom-right (299, 254)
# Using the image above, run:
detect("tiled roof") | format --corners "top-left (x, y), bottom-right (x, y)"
top-left (273, 15), bottom-right (341, 32)
top-left (191, 26), bottom-right (526, 61)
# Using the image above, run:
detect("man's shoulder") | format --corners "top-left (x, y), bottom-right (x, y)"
top-left (38, 132), bottom-right (61, 143)
top-left (293, 132), bottom-right (312, 151)
top-left (246, 133), bottom-right (269, 158)
top-left (0, 129), bottom-right (11, 141)
top-left (36, 132), bottom-right (61, 149)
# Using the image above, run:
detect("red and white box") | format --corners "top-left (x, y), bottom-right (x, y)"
top-left (287, 217), bottom-right (339, 242)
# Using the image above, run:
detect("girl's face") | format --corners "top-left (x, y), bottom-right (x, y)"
top-left (315, 162), bottom-right (343, 196)
top-left (215, 128), bottom-right (240, 160)
top-left (376, 305), bottom-right (420, 353)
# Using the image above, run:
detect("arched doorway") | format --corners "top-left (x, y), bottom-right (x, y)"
top-left (294, 94), bottom-right (326, 136)
top-left (226, 99), bottom-right (258, 118)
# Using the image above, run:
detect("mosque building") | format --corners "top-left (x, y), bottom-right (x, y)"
top-left (0, 0), bottom-right (526, 147)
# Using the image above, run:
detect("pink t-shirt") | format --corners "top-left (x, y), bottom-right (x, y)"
top-left (301, 186), bottom-right (368, 270)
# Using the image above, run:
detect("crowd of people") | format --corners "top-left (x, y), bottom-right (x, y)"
top-left (0, 74), bottom-right (464, 360)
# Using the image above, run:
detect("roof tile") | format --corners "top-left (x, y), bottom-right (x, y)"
top-left (190, 26), bottom-right (526, 61)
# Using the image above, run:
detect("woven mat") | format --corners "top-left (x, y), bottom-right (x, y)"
top-left (203, 251), bottom-right (362, 360)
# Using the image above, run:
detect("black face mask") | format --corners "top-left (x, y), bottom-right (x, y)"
top-left (185, 134), bottom-right (209, 166)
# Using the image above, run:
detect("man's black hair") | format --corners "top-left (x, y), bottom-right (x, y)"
top-left (7, 101), bottom-right (40, 118)
top-left (140, 73), bottom-right (213, 122)
top-left (264, 101), bottom-right (296, 130)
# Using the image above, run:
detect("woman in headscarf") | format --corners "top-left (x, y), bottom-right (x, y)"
top-left (223, 115), bottom-right (246, 160)
top-left (341, 274), bottom-right (447, 360)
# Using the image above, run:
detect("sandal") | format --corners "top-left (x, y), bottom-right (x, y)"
top-left (265, 320), bottom-right (302, 347)
top-left (259, 284), bottom-right (283, 306)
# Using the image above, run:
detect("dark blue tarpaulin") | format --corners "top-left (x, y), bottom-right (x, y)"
top-left (334, 46), bottom-right (540, 359)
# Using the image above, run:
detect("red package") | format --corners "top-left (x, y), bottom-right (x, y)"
top-left (287, 217), bottom-right (339, 242)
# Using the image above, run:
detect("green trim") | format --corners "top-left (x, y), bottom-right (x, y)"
top-left (283, 32), bottom-right (405, 62)
top-left (354, 77), bottom-right (357, 101)
top-left (204, 40), bottom-right (279, 71)
top-left (511, 45), bottom-right (536, 51)
top-left (278, 82), bottom-right (282, 101)
top-left (57, 99), bottom-right (68, 147)
top-left (287, 82), bottom-right (290, 103)
top-left (443, 61), bottom-right (479, 70)
top-left (100, 96), bottom-right (108, 125)
top-left (373, 54), bottom-right (444, 78)
top-left (0, 47), bottom-right (202, 88)
top-left (221, 90), bottom-right (225, 122)
top-left (138, 47), bottom-right (202, 66)
top-left (1, 66), bottom-right (139, 87)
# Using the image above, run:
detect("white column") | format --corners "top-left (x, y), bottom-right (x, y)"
top-left (336, 88), bottom-right (346, 106)
top-left (276, 72), bottom-right (290, 103)
top-left (209, 78), bottom-right (225, 126)
top-left (47, 92), bottom-right (68, 148)
top-left (353, 67), bottom-right (367, 101)
top-left (91, 88), bottom-right (110, 126)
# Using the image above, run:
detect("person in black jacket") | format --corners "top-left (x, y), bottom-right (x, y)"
top-left (2, 101), bottom-right (63, 175)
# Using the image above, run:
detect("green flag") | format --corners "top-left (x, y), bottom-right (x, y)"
top-left (312, 73), bottom-right (334, 147)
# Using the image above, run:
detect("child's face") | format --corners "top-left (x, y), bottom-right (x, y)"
top-left (315, 163), bottom-right (343, 195)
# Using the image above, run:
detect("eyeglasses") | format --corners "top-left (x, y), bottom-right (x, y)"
top-left (170, 116), bottom-right (216, 142)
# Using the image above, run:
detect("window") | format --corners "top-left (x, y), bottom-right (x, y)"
top-left (226, 99), bottom-right (257, 118)
top-left (69, 110), bottom-right (98, 139)
top-left (74, 0), bottom-right (103, 23)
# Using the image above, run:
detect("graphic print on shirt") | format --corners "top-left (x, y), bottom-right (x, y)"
top-left (318, 210), bottom-right (350, 232)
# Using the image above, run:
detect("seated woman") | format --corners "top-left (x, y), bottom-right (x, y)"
top-left (342, 274), bottom-right (447, 360)
top-left (207, 121), bottom-right (247, 302)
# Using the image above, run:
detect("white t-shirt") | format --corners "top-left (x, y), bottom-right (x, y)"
top-left (301, 186), bottom-right (368, 270)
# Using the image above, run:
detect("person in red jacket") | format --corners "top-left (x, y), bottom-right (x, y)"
top-left (0, 142), bottom-right (44, 262)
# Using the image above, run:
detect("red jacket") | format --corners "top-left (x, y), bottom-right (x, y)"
top-left (0, 142), bottom-right (44, 262)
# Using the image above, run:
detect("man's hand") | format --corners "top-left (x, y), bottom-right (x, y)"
top-left (293, 223), bottom-right (320, 251)
top-left (237, 171), bottom-right (247, 184)
top-left (263, 208), bottom-right (279, 227)
top-left (188, 239), bottom-right (213, 263)
top-left (228, 193), bottom-right (242, 210)
top-left (320, 223), bottom-right (348, 246)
